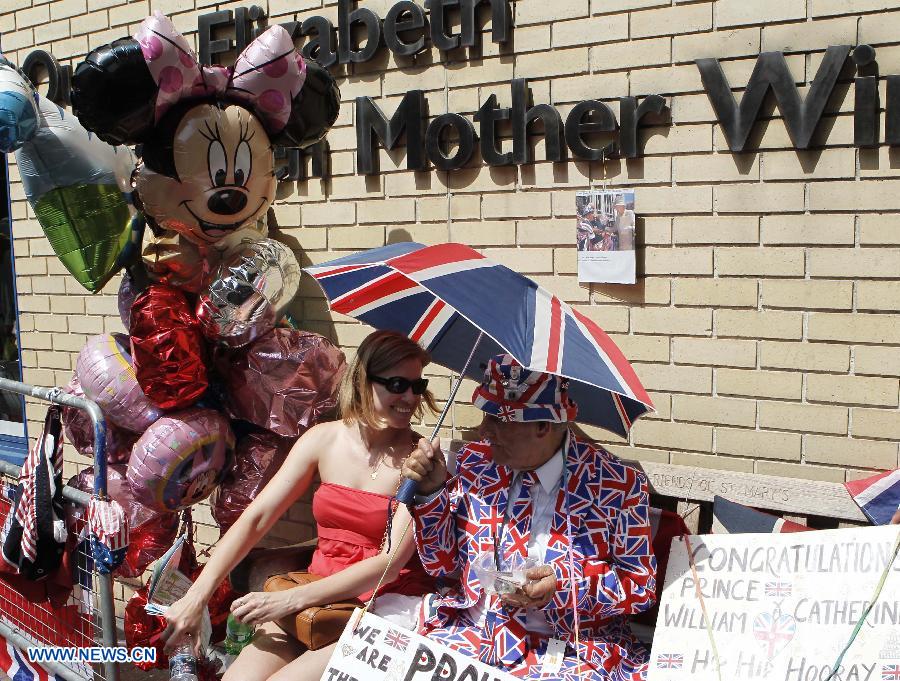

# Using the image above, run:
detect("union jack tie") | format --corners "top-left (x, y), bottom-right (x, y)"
top-left (485, 469), bottom-right (537, 668)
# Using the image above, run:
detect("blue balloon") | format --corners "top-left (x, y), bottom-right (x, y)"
top-left (0, 58), bottom-right (39, 153)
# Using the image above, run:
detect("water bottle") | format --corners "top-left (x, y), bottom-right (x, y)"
top-left (224, 613), bottom-right (255, 655)
top-left (169, 634), bottom-right (198, 681)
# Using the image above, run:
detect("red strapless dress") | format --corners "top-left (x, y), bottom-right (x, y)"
top-left (307, 482), bottom-right (434, 601)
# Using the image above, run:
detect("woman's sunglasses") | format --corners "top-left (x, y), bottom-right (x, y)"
top-left (368, 374), bottom-right (429, 395)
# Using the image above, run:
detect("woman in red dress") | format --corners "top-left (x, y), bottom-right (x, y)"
top-left (162, 330), bottom-right (437, 681)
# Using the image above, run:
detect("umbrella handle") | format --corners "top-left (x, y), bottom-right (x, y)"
top-left (397, 332), bottom-right (484, 505)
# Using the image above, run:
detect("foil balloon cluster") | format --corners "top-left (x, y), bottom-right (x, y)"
top-left (41, 10), bottom-right (346, 557)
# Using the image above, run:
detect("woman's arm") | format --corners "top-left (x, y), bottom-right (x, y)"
top-left (161, 424), bottom-right (324, 652)
top-left (230, 497), bottom-right (419, 625)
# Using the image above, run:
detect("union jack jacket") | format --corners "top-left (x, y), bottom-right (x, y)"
top-left (413, 431), bottom-right (657, 678)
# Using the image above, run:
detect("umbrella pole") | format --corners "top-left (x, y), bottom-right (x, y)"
top-left (396, 331), bottom-right (484, 504)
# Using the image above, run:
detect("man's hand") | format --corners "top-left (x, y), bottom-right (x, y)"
top-left (401, 437), bottom-right (447, 497)
top-left (499, 565), bottom-right (557, 610)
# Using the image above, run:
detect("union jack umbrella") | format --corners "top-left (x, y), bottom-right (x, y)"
top-left (304, 242), bottom-right (653, 436)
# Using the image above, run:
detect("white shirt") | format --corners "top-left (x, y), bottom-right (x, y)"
top-left (470, 449), bottom-right (565, 636)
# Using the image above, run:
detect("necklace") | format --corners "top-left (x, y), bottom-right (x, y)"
top-left (370, 448), bottom-right (392, 480)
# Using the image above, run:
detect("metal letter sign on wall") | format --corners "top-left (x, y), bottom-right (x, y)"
top-left (17, 3), bottom-right (900, 180)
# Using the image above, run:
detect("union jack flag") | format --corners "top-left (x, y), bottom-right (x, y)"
top-left (305, 242), bottom-right (653, 438)
top-left (765, 581), bottom-right (792, 598)
top-left (383, 629), bottom-right (410, 652)
top-left (846, 470), bottom-right (900, 526)
top-left (657, 653), bottom-right (684, 669)
top-left (883, 665), bottom-right (900, 681)
top-left (0, 634), bottom-right (63, 680)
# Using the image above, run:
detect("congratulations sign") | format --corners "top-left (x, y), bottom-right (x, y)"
top-left (322, 610), bottom-right (517, 681)
top-left (648, 525), bottom-right (900, 681)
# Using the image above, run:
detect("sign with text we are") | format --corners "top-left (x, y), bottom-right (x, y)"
top-left (648, 525), bottom-right (900, 681)
top-left (322, 610), bottom-right (517, 681)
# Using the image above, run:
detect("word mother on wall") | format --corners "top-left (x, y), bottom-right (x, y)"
top-left (19, 5), bottom-right (900, 180)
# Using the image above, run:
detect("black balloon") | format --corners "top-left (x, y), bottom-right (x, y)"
top-left (274, 60), bottom-right (341, 149)
top-left (71, 37), bottom-right (157, 146)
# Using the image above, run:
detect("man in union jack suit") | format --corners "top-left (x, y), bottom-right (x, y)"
top-left (402, 354), bottom-right (657, 681)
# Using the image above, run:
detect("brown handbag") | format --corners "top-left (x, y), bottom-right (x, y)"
top-left (263, 571), bottom-right (362, 650)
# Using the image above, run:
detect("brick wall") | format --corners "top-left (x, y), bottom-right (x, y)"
top-left (2, 0), bottom-right (900, 568)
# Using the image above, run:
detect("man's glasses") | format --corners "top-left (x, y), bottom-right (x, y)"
top-left (368, 375), bottom-right (429, 395)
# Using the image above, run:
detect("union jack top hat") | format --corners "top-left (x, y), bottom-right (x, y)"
top-left (472, 354), bottom-right (578, 423)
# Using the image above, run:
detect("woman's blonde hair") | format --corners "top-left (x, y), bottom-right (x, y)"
top-left (339, 330), bottom-right (438, 429)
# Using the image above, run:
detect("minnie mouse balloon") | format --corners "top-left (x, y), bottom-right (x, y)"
top-left (76, 333), bottom-right (163, 433)
top-left (71, 11), bottom-right (339, 248)
top-left (196, 239), bottom-right (301, 348)
top-left (126, 407), bottom-right (235, 511)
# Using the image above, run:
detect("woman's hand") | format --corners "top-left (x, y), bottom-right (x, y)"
top-left (230, 589), bottom-right (306, 627)
top-left (161, 590), bottom-right (206, 656)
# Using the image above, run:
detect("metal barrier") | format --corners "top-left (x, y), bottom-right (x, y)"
top-left (0, 377), bottom-right (120, 681)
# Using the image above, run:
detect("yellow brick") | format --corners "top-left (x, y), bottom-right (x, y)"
top-left (807, 374), bottom-right (899, 408)
top-left (643, 125), bottom-right (715, 156)
top-left (551, 73), bottom-right (629, 105)
top-left (805, 435), bottom-right (898, 469)
top-left (521, 161), bottom-right (596, 189)
top-left (672, 216), bottom-right (758, 245)
top-left (853, 409), bottom-right (900, 441)
top-left (108, 0), bottom-right (149, 27)
top-left (632, 420), bottom-right (713, 452)
top-left (415, 197), bottom-right (448, 223)
top-left (718, 0), bottom-right (805, 26)
top-left (717, 428), bottom-right (802, 461)
top-left (552, 14), bottom-right (629, 48)
top-left (758, 401), bottom-right (848, 435)
top-left (448, 221), bottom-right (515, 246)
top-left (857, 282), bottom-right (900, 312)
top-left (590, 37), bottom-right (672, 72)
top-left (761, 279), bottom-right (853, 310)
top-left (759, 341), bottom-right (850, 372)
top-left (480, 247), bottom-right (554, 274)
top-left (607, 334), bottom-right (670, 363)
top-left (761, 148), bottom-right (856, 181)
top-left (809, 248), bottom-right (900, 279)
top-left (303, 202), bottom-right (355, 226)
top-left (673, 395), bottom-right (756, 427)
top-left (717, 246), bottom-right (806, 277)
top-left (672, 27), bottom-right (761, 63)
top-left (51, 35), bottom-right (89, 59)
top-left (715, 183), bottom-right (805, 213)
top-left (592, 279), bottom-right (671, 305)
top-left (449, 194), bottom-right (481, 220)
top-left (716, 369), bottom-right (803, 400)
top-left (389, 223), bottom-right (450, 245)
top-left (854, 346), bottom-right (900, 378)
top-left (673, 278), bottom-right (758, 308)
top-left (716, 310), bottom-right (802, 340)
top-left (632, 306), bottom-right (712, 336)
top-left (382, 67), bottom-right (445, 97)
top-left (808, 313), bottom-right (900, 344)
top-left (446, 58), bottom-right (513, 88)
top-left (754, 460), bottom-right (845, 483)
top-left (812, 0), bottom-right (900, 18)
top-left (329, 225), bottom-right (385, 249)
top-left (673, 153), bottom-right (760, 183)
top-left (673, 337), bottom-right (757, 367)
top-left (670, 451), bottom-right (755, 472)
top-left (330, 174), bottom-right (384, 200)
top-left (645, 392), bottom-right (672, 420)
top-left (630, 64), bottom-right (704, 96)
top-left (51, 0), bottom-right (87, 20)
top-left (810, 180), bottom-right (900, 211)
top-left (358, 198), bottom-right (416, 224)
top-left (641, 218), bottom-right (672, 246)
top-left (644, 248), bottom-right (713, 275)
top-left (529, 275), bottom-right (590, 303)
top-left (630, 3), bottom-right (712, 39)
top-left (482, 192), bottom-right (551, 219)
top-left (17, 4), bottom-right (50, 28)
top-left (762, 16), bottom-right (858, 53)
top-left (516, 0), bottom-right (589, 24)
top-left (517, 219), bottom-right (572, 246)
top-left (633, 363), bottom-right (712, 394)
top-left (859, 214), bottom-right (900, 245)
